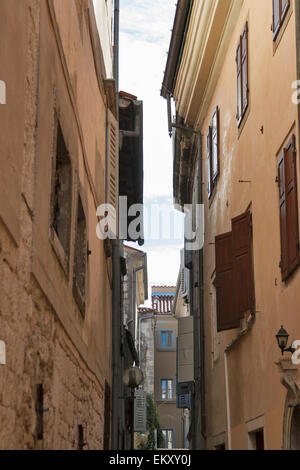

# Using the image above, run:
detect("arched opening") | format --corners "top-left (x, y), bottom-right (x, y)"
top-left (290, 405), bottom-right (300, 450)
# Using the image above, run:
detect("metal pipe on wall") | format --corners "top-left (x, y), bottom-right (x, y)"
top-left (111, 0), bottom-right (121, 451)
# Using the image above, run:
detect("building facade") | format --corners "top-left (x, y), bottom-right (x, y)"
top-left (152, 286), bottom-right (185, 449)
top-left (0, 0), bottom-right (118, 450)
top-left (163, 0), bottom-right (300, 450)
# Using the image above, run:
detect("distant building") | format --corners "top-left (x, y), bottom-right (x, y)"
top-left (152, 286), bottom-right (186, 449)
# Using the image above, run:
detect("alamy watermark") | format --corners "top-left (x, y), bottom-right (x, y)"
top-left (96, 196), bottom-right (204, 251)
top-left (292, 80), bottom-right (300, 105)
top-left (0, 80), bottom-right (6, 105)
top-left (292, 341), bottom-right (300, 365)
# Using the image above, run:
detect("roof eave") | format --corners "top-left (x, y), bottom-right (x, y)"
top-left (161, 0), bottom-right (193, 99)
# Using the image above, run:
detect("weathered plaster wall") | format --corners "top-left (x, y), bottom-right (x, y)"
top-left (0, 0), bottom-right (112, 449)
top-left (199, 0), bottom-right (300, 450)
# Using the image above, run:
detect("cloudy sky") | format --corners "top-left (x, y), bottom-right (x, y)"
top-left (119, 0), bottom-right (184, 288)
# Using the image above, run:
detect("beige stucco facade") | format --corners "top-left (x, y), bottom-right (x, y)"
top-left (169, 0), bottom-right (300, 450)
top-left (0, 0), bottom-right (115, 449)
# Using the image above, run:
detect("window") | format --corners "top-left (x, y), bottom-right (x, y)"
top-left (236, 23), bottom-right (249, 127)
top-left (161, 379), bottom-right (174, 400)
top-left (215, 210), bottom-right (255, 332)
top-left (159, 330), bottom-right (175, 349)
top-left (277, 135), bottom-right (300, 282)
top-left (161, 429), bottom-right (174, 449)
top-left (207, 107), bottom-right (220, 199)
top-left (273, 0), bottom-right (290, 40)
top-left (73, 195), bottom-right (87, 316)
top-left (51, 120), bottom-right (72, 257)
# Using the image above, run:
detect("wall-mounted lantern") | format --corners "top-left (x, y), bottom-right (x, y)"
top-left (276, 326), bottom-right (296, 356)
top-left (122, 366), bottom-right (144, 389)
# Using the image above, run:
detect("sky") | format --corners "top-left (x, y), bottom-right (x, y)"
top-left (119, 0), bottom-right (184, 289)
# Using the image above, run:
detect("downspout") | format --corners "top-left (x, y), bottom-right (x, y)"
top-left (224, 351), bottom-right (232, 450)
top-left (197, 132), bottom-right (206, 449)
top-left (111, 0), bottom-right (121, 451)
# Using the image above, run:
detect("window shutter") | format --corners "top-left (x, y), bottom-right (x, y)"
top-left (106, 109), bottom-right (119, 237)
top-left (278, 136), bottom-right (300, 281)
top-left (134, 390), bottom-right (147, 432)
top-left (215, 232), bottom-right (238, 332)
top-left (236, 41), bottom-right (242, 123)
top-left (232, 211), bottom-right (254, 318)
top-left (278, 151), bottom-right (288, 279)
top-left (273, 0), bottom-right (281, 38)
top-left (212, 107), bottom-right (220, 182)
top-left (207, 127), bottom-right (212, 198)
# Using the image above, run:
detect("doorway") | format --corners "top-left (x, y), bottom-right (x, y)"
top-left (290, 405), bottom-right (300, 450)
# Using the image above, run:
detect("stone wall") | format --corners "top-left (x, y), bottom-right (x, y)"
top-left (0, 0), bottom-right (112, 450)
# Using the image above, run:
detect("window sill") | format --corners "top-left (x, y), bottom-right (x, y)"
top-left (49, 226), bottom-right (69, 277)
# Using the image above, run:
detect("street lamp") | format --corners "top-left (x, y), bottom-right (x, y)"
top-left (276, 326), bottom-right (296, 356)
top-left (122, 366), bottom-right (144, 389)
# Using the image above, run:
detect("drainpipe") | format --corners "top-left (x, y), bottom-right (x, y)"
top-left (224, 351), bottom-right (232, 450)
top-left (111, 0), bottom-right (121, 451)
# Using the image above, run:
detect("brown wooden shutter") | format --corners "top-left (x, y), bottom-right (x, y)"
top-left (236, 40), bottom-right (242, 123)
top-left (278, 136), bottom-right (300, 281)
top-left (241, 23), bottom-right (248, 116)
top-left (207, 127), bottom-right (212, 198)
top-left (106, 109), bottom-right (119, 236)
top-left (278, 151), bottom-right (288, 279)
top-left (215, 232), bottom-right (239, 332)
top-left (212, 107), bottom-right (220, 182)
top-left (232, 210), bottom-right (254, 319)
